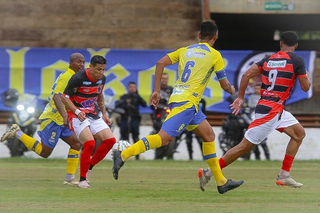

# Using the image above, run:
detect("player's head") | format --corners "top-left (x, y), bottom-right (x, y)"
top-left (199, 21), bottom-right (218, 44)
top-left (69, 53), bottom-right (85, 72)
top-left (280, 31), bottom-right (299, 49)
top-left (161, 73), bottom-right (169, 87)
top-left (128, 82), bottom-right (137, 94)
top-left (89, 55), bottom-right (106, 80)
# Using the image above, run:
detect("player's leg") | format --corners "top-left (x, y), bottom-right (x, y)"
top-left (275, 111), bottom-right (304, 188)
top-left (130, 118), bottom-right (141, 160)
top-left (61, 130), bottom-right (81, 186)
top-left (1, 120), bottom-right (59, 158)
top-left (71, 118), bottom-right (95, 188)
top-left (193, 119), bottom-right (244, 194)
top-left (113, 102), bottom-right (194, 180)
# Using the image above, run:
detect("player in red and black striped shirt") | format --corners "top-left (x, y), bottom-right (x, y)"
top-left (198, 31), bottom-right (311, 189)
top-left (62, 55), bottom-right (116, 188)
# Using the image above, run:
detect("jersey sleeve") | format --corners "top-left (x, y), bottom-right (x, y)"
top-left (294, 55), bottom-right (307, 78)
top-left (54, 72), bottom-right (71, 96)
top-left (213, 52), bottom-right (225, 72)
top-left (255, 58), bottom-right (267, 73)
top-left (63, 74), bottom-right (79, 97)
top-left (167, 47), bottom-right (184, 64)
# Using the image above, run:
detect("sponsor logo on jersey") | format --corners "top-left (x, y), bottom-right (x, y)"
top-left (267, 60), bottom-right (286, 68)
top-left (97, 80), bottom-right (102, 84)
top-left (83, 81), bottom-right (91, 85)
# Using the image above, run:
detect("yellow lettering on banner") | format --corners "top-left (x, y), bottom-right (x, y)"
top-left (205, 74), bottom-right (223, 106)
top-left (104, 64), bottom-right (129, 101)
top-left (6, 47), bottom-right (30, 94)
top-left (39, 60), bottom-right (68, 99)
top-left (138, 66), bottom-right (176, 102)
top-left (87, 48), bottom-right (110, 58)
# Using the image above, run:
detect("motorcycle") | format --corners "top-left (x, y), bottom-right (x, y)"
top-left (151, 90), bottom-right (181, 159)
top-left (3, 89), bottom-right (38, 157)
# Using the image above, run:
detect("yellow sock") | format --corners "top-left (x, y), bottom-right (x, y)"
top-left (202, 141), bottom-right (227, 186)
top-left (66, 148), bottom-right (80, 175)
top-left (20, 134), bottom-right (42, 155)
top-left (122, 134), bottom-right (162, 161)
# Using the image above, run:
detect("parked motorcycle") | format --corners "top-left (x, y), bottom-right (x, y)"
top-left (3, 89), bottom-right (38, 157)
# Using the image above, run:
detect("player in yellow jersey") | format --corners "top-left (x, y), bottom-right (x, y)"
top-left (112, 21), bottom-right (244, 194)
top-left (1, 53), bottom-right (85, 186)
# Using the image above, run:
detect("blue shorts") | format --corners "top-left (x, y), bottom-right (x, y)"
top-left (38, 119), bottom-right (74, 149)
top-left (162, 101), bottom-right (206, 137)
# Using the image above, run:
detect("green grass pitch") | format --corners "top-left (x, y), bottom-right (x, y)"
top-left (0, 158), bottom-right (319, 213)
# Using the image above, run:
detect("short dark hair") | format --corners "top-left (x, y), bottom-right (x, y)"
top-left (128, 81), bottom-right (136, 86)
top-left (280, 31), bottom-right (299, 47)
top-left (90, 55), bottom-right (106, 66)
top-left (200, 21), bottom-right (218, 40)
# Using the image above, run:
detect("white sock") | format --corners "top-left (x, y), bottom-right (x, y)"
top-left (279, 170), bottom-right (290, 178)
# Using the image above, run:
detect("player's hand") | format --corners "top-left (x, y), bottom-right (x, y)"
top-left (230, 97), bottom-right (244, 115)
top-left (63, 115), bottom-right (69, 128)
top-left (102, 114), bottom-right (112, 126)
top-left (149, 92), bottom-right (160, 110)
top-left (77, 111), bottom-right (86, 122)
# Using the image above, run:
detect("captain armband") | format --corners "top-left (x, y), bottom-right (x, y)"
top-left (216, 70), bottom-right (227, 81)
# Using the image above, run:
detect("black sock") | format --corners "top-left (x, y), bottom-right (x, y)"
top-left (89, 164), bottom-right (94, 170)
top-left (80, 176), bottom-right (86, 182)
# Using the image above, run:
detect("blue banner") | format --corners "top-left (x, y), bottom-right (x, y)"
top-left (0, 47), bottom-right (315, 113)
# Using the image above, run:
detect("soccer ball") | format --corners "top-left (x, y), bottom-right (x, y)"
top-left (112, 140), bottom-right (131, 152)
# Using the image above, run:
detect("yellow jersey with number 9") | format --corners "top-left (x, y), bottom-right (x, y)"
top-left (167, 43), bottom-right (225, 108)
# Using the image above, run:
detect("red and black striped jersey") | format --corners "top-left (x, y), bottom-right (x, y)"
top-left (63, 68), bottom-right (106, 119)
top-left (255, 51), bottom-right (307, 114)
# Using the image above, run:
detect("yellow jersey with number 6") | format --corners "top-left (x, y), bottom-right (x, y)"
top-left (167, 43), bottom-right (225, 108)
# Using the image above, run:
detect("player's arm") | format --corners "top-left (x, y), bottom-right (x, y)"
top-left (61, 76), bottom-right (86, 121)
top-left (150, 55), bottom-right (172, 108)
top-left (52, 74), bottom-right (70, 126)
top-left (230, 64), bottom-right (261, 115)
top-left (53, 94), bottom-right (68, 126)
top-left (298, 70), bottom-right (311, 92)
top-left (97, 92), bottom-right (112, 125)
top-left (219, 78), bottom-right (235, 95)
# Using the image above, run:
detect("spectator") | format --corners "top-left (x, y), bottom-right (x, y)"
top-left (116, 82), bottom-right (147, 160)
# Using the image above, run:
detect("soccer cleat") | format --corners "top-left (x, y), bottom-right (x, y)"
top-left (198, 168), bottom-right (211, 192)
top-left (276, 175), bottom-right (303, 188)
top-left (86, 170), bottom-right (92, 184)
top-left (217, 179), bottom-right (244, 194)
top-left (112, 150), bottom-right (125, 180)
top-left (78, 180), bottom-right (91, 188)
top-left (63, 179), bottom-right (79, 186)
top-left (1, 124), bottom-right (20, 142)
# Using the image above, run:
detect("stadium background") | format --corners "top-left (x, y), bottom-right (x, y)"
top-left (0, 0), bottom-right (319, 160)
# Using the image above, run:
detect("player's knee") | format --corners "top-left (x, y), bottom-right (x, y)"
top-left (70, 141), bottom-right (81, 151)
top-left (293, 129), bottom-right (306, 142)
top-left (161, 137), bottom-right (173, 146)
top-left (83, 140), bottom-right (95, 152)
top-left (40, 151), bottom-right (51, 158)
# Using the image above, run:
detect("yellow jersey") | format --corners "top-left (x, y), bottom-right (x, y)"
top-left (167, 43), bottom-right (225, 108)
top-left (39, 68), bottom-right (75, 125)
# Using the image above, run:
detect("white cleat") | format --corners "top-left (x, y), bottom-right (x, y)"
top-left (1, 124), bottom-right (20, 142)
top-left (86, 170), bottom-right (92, 184)
top-left (198, 168), bottom-right (211, 191)
top-left (276, 175), bottom-right (303, 188)
top-left (78, 180), bottom-right (91, 188)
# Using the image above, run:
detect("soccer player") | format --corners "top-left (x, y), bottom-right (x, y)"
top-left (198, 31), bottom-right (311, 190)
top-left (61, 55), bottom-right (116, 188)
top-left (112, 21), bottom-right (244, 194)
top-left (1, 53), bottom-right (85, 185)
